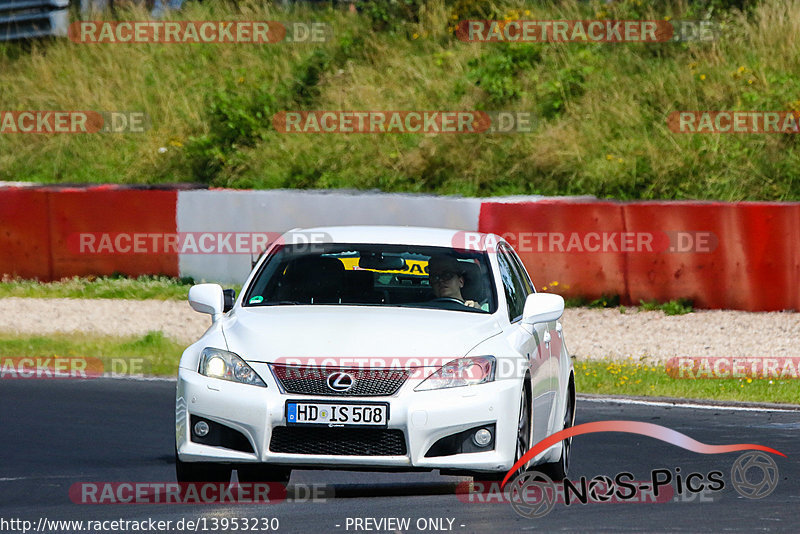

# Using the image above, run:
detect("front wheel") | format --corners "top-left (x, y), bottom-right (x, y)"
top-left (538, 390), bottom-right (574, 481)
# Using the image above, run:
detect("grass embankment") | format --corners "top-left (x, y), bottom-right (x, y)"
top-left (0, 331), bottom-right (185, 377)
top-left (0, 275), bottom-right (238, 299)
top-left (1, 0), bottom-right (799, 199)
top-left (575, 358), bottom-right (799, 405)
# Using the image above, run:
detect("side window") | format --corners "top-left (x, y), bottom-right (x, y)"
top-left (505, 246), bottom-right (534, 296)
top-left (497, 248), bottom-right (526, 322)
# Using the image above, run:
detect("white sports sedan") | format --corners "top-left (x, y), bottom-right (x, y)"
top-left (175, 226), bottom-right (575, 483)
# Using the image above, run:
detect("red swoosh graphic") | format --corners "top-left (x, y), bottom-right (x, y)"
top-left (501, 420), bottom-right (786, 488)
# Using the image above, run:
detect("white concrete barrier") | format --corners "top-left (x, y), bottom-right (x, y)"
top-left (177, 189), bottom-right (486, 283)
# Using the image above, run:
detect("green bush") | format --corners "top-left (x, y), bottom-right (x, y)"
top-left (467, 45), bottom-right (542, 106)
top-left (186, 81), bottom-right (278, 182)
top-left (640, 298), bottom-right (694, 315)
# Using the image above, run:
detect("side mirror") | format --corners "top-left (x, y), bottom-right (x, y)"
top-left (188, 284), bottom-right (224, 321)
top-left (522, 293), bottom-right (565, 325)
top-left (223, 288), bottom-right (236, 312)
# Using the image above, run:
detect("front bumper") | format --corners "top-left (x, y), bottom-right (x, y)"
top-left (176, 365), bottom-right (520, 473)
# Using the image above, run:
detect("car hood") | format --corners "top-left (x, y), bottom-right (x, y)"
top-left (222, 306), bottom-right (502, 363)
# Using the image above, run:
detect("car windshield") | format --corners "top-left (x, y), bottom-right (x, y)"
top-left (243, 243), bottom-right (496, 313)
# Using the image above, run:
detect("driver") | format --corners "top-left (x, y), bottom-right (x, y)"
top-left (427, 255), bottom-right (481, 309)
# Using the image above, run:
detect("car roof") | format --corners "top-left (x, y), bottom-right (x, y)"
top-left (280, 225), bottom-right (498, 251)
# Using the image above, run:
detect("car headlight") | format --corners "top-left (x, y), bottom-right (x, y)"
top-left (414, 356), bottom-right (496, 391)
top-left (198, 347), bottom-right (266, 387)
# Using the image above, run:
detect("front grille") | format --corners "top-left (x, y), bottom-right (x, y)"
top-left (271, 365), bottom-right (409, 396)
top-left (269, 427), bottom-right (407, 456)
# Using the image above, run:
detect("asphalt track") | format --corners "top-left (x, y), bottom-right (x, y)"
top-left (1, 379), bottom-right (798, 533)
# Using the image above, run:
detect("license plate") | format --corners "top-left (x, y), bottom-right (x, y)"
top-left (286, 401), bottom-right (389, 427)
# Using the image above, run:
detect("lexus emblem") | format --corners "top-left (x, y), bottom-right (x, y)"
top-left (327, 371), bottom-right (354, 392)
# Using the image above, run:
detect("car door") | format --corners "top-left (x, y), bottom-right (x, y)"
top-left (503, 244), bottom-right (559, 439)
top-left (496, 246), bottom-right (551, 445)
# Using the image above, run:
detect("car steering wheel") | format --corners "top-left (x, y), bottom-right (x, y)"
top-left (431, 297), bottom-right (465, 304)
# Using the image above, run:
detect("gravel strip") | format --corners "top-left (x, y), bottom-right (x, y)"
top-left (0, 298), bottom-right (797, 362)
top-left (563, 307), bottom-right (799, 362)
top-left (0, 297), bottom-right (210, 344)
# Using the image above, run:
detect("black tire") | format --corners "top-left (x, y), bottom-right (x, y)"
top-left (237, 464), bottom-right (292, 484)
top-left (538, 387), bottom-right (574, 482)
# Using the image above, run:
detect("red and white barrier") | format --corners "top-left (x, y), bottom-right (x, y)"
top-left (478, 199), bottom-right (627, 301)
top-left (0, 185), bottom-right (179, 280)
top-left (1, 183), bottom-right (798, 311)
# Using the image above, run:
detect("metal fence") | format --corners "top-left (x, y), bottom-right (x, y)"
top-left (0, 0), bottom-right (70, 40)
